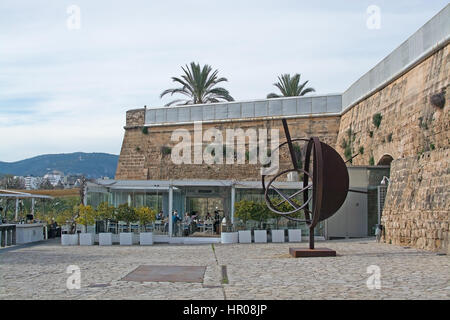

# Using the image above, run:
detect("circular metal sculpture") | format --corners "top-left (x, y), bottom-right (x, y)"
top-left (262, 119), bottom-right (350, 253)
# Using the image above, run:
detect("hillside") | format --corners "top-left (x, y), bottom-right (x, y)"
top-left (0, 152), bottom-right (119, 178)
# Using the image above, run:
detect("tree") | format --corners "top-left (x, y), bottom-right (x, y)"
top-left (234, 200), bottom-right (258, 229)
top-left (75, 204), bottom-right (96, 232)
top-left (160, 62), bottom-right (234, 106)
top-left (55, 208), bottom-right (78, 234)
top-left (136, 207), bottom-right (156, 232)
top-left (116, 203), bottom-right (138, 232)
top-left (96, 201), bottom-right (115, 233)
top-left (267, 73), bottom-right (315, 98)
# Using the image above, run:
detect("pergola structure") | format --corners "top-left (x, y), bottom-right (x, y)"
top-left (0, 190), bottom-right (53, 221)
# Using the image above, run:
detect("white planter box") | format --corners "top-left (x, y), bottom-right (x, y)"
top-left (254, 230), bottom-right (267, 243)
top-left (221, 232), bottom-right (238, 244)
top-left (120, 232), bottom-right (133, 246)
top-left (61, 234), bottom-right (78, 246)
top-left (271, 229), bottom-right (285, 243)
top-left (99, 233), bottom-right (112, 246)
top-left (79, 233), bottom-right (94, 246)
top-left (140, 232), bottom-right (153, 245)
top-left (238, 230), bottom-right (252, 243)
top-left (288, 229), bottom-right (302, 242)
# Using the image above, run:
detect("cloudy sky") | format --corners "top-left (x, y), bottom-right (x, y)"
top-left (0, 0), bottom-right (448, 162)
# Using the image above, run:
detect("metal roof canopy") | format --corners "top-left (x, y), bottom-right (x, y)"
top-left (88, 179), bottom-right (303, 190)
top-left (0, 190), bottom-right (53, 222)
top-left (0, 190), bottom-right (53, 199)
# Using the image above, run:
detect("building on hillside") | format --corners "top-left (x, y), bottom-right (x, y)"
top-left (43, 171), bottom-right (63, 187)
top-left (24, 176), bottom-right (42, 190)
top-left (87, 5), bottom-right (449, 251)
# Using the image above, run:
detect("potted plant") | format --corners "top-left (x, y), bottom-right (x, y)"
top-left (96, 202), bottom-right (115, 245)
top-left (116, 203), bottom-right (137, 245)
top-left (57, 209), bottom-right (78, 246)
top-left (76, 204), bottom-right (96, 245)
top-left (221, 211), bottom-right (238, 244)
top-left (253, 202), bottom-right (270, 243)
top-left (234, 200), bottom-right (258, 243)
top-left (136, 206), bottom-right (156, 245)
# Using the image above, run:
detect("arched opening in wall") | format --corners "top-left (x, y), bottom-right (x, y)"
top-left (377, 154), bottom-right (393, 166)
top-left (365, 154), bottom-right (393, 238)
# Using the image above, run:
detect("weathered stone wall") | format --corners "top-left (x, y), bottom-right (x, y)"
top-left (337, 43), bottom-right (449, 252)
top-left (115, 114), bottom-right (341, 181)
top-left (337, 44), bottom-right (449, 165)
top-left (382, 149), bottom-right (449, 253)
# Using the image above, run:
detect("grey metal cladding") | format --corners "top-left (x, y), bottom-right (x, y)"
top-left (241, 102), bottom-right (255, 117)
top-left (297, 97), bottom-right (312, 114)
top-left (155, 109), bottom-right (166, 122)
top-left (146, 109), bottom-right (156, 123)
top-left (254, 101), bottom-right (268, 117)
top-left (178, 107), bottom-right (190, 122)
top-left (203, 105), bottom-right (215, 120)
top-left (268, 99), bottom-right (283, 116)
top-left (166, 108), bottom-right (178, 123)
top-left (191, 106), bottom-right (203, 121)
top-left (282, 98), bottom-right (297, 115)
top-left (326, 95), bottom-right (342, 113)
top-left (312, 96), bottom-right (327, 113)
top-left (227, 103), bottom-right (241, 119)
top-left (215, 104), bottom-right (228, 119)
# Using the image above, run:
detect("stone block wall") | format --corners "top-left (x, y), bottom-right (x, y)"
top-left (336, 43), bottom-right (449, 252)
top-left (382, 149), bottom-right (449, 253)
top-left (115, 115), bottom-right (341, 180)
top-left (337, 44), bottom-right (449, 166)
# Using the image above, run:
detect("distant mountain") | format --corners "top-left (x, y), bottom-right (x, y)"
top-left (0, 152), bottom-right (119, 179)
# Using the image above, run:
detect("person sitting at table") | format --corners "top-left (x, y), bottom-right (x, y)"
top-left (205, 212), bottom-right (212, 221)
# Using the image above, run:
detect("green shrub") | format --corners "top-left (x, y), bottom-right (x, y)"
top-left (359, 146), bottom-right (364, 155)
top-left (161, 146), bottom-right (172, 155)
top-left (142, 126), bottom-right (148, 134)
top-left (369, 156), bottom-right (375, 166)
top-left (372, 113), bottom-right (382, 128)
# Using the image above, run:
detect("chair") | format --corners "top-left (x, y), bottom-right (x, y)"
top-left (204, 220), bottom-right (214, 234)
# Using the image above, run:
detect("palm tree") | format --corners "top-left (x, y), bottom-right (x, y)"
top-left (267, 73), bottom-right (315, 98)
top-left (160, 62), bottom-right (234, 106)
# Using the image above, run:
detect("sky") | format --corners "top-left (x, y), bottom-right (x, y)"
top-left (0, 0), bottom-right (448, 162)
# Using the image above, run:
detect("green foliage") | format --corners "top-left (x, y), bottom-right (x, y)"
top-left (161, 146), bottom-right (172, 155)
top-left (430, 143), bottom-right (435, 150)
top-left (75, 204), bottom-right (96, 227)
top-left (369, 131), bottom-right (373, 138)
top-left (160, 62), bottom-right (234, 106)
top-left (267, 73), bottom-right (315, 98)
top-left (372, 113), bottom-right (382, 128)
top-left (234, 200), bottom-right (257, 224)
top-left (341, 128), bottom-right (355, 162)
top-left (136, 207), bottom-right (156, 231)
top-left (96, 202), bottom-right (115, 221)
top-left (116, 203), bottom-right (138, 225)
top-left (369, 156), bottom-right (375, 166)
top-left (142, 126), bottom-right (149, 135)
top-left (359, 146), bottom-right (364, 155)
top-left (135, 146), bottom-right (141, 152)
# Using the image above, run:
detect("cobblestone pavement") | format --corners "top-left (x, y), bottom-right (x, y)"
top-left (0, 238), bottom-right (448, 299)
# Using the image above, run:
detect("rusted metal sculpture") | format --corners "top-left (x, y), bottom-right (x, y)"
top-left (262, 119), bottom-right (353, 256)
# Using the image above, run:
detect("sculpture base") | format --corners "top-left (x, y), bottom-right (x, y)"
top-left (289, 247), bottom-right (336, 258)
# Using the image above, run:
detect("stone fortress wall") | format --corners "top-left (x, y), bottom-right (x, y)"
top-left (116, 5), bottom-right (449, 252)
